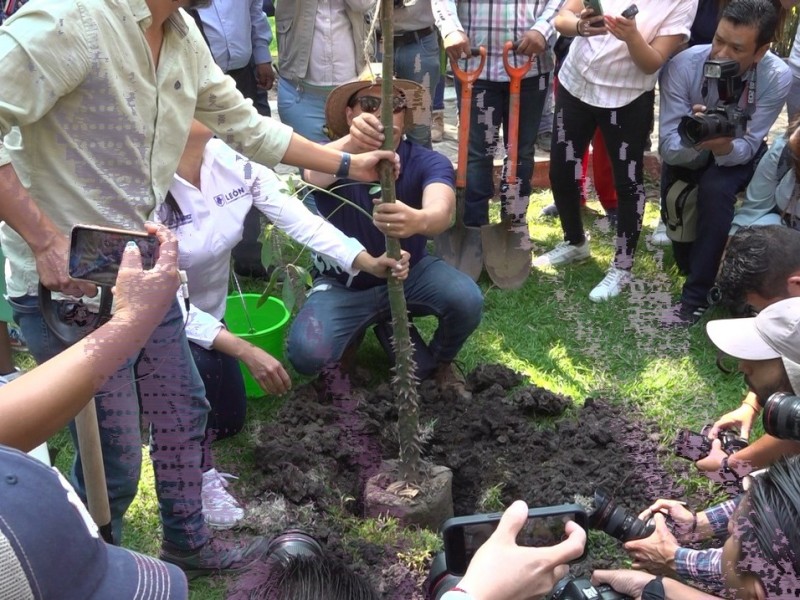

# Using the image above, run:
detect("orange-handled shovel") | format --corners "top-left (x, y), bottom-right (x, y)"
top-left (433, 47), bottom-right (487, 282)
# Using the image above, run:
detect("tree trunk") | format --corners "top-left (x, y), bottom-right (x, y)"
top-left (377, 0), bottom-right (423, 484)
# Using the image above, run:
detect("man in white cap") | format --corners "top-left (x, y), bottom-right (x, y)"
top-left (617, 297), bottom-right (800, 589)
top-left (702, 297), bottom-right (800, 476)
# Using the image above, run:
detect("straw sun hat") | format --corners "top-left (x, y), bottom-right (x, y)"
top-left (324, 66), bottom-right (430, 140)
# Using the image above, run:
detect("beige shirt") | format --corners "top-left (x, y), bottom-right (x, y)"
top-left (0, 0), bottom-right (293, 298)
top-left (306, 0), bottom-right (373, 86)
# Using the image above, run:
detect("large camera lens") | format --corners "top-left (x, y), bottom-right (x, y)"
top-left (678, 113), bottom-right (733, 146)
top-left (763, 392), bottom-right (800, 441)
top-left (589, 487), bottom-right (655, 543)
top-left (265, 530), bottom-right (324, 567)
top-left (426, 552), bottom-right (463, 600)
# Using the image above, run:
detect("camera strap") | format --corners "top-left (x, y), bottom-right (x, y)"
top-left (700, 64), bottom-right (756, 117)
top-left (744, 63), bottom-right (757, 117)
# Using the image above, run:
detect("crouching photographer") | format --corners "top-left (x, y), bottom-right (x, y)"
top-left (657, 0), bottom-right (791, 326)
top-left (428, 500), bottom-right (587, 600)
top-left (592, 455), bottom-right (800, 600)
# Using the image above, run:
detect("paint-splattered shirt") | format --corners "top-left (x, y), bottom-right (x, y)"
top-left (432, 0), bottom-right (561, 81)
top-left (0, 0), bottom-right (293, 298)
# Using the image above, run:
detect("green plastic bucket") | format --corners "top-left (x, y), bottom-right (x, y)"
top-left (224, 294), bottom-right (291, 398)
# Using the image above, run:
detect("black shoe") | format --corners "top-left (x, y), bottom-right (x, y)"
top-left (659, 302), bottom-right (708, 328)
top-left (160, 535), bottom-right (271, 579)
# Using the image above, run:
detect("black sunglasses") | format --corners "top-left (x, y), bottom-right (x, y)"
top-left (349, 94), bottom-right (407, 114)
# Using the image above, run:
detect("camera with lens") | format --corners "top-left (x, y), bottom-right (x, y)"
top-left (587, 487), bottom-right (655, 543)
top-left (548, 575), bottom-right (631, 600)
top-left (426, 552), bottom-right (464, 600)
top-left (264, 529), bottom-right (324, 567)
top-left (763, 392), bottom-right (800, 441)
top-left (673, 424), bottom-right (748, 462)
top-left (678, 59), bottom-right (749, 146)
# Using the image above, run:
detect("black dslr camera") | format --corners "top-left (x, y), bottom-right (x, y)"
top-left (587, 487), bottom-right (655, 543)
top-left (763, 392), bottom-right (800, 441)
top-left (549, 575), bottom-right (631, 600)
top-left (673, 424), bottom-right (748, 462)
top-left (678, 59), bottom-right (749, 146)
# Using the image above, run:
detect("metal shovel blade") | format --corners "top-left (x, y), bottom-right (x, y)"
top-left (434, 224), bottom-right (483, 282)
top-left (481, 220), bottom-right (531, 290)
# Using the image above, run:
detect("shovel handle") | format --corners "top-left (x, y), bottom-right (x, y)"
top-left (503, 40), bottom-right (532, 185)
top-left (451, 46), bottom-right (486, 189)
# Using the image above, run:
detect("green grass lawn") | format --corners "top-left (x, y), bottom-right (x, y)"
top-left (34, 189), bottom-right (750, 599)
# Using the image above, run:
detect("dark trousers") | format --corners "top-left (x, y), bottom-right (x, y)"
top-left (550, 86), bottom-right (653, 270)
top-left (455, 75), bottom-right (550, 226)
top-left (190, 341), bottom-right (247, 471)
top-left (661, 145), bottom-right (765, 308)
top-left (228, 63), bottom-right (269, 268)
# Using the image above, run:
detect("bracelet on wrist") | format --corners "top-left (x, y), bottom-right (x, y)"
top-left (336, 152), bottom-right (352, 178)
top-left (742, 400), bottom-right (760, 413)
top-left (642, 576), bottom-right (665, 600)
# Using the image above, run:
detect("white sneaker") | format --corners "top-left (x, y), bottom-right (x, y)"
top-left (201, 469), bottom-right (244, 529)
top-left (651, 219), bottom-right (670, 247)
top-left (533, 240), bottom-right (590, 268)
top-left (589, 266), bottom-right (631, 302)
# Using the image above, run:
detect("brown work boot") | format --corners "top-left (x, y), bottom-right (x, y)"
top-left (431, 110), bottom-right (444, 143)
top-left (435, 362), bottom-right (472, 401)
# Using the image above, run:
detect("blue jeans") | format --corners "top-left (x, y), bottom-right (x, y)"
top-left (286, 255), bottom-right (484, 375)
top-left (277, 76), bottom-right (332, 143)
top-left (455, 74), bottom-right (550, 226)
top-left (392, 29), bottom-right (441, 148)
top-left (11, 296), bottom-right (210, 550)
top-left (661, 147), bottom-right (764, 308)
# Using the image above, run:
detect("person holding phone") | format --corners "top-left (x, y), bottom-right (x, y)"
top-left (159, 121), bottom-right (409, 529)
top-left (0, 0), bottom-right (398, 578)
top-left (439, 500), bottom-right (587, 600)
top-left (534, 0), bottom-right (697, 302)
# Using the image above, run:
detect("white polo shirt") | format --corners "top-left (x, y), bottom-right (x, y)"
top-left (162, 138), bottom-right (365, 349)
top-left (559, 0), bottom-right (696, 109)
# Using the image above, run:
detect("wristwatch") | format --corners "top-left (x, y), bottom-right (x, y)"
top-left (642, 576), bottom-right (665, 600)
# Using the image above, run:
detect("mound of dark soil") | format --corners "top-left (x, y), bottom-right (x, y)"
top-left (246, 364), bottom-right (703, 598)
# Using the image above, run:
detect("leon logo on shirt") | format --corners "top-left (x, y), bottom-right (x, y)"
top-left (214, 186), bottom-right (247, 206)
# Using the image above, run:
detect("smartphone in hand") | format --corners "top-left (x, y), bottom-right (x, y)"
top-left (583, 0), bottom-right (604, 16)
top-left (441, 503), bottom-right (589, 575)
top-left (69, 225), bottom-right (158, 287)
top-left (621, 3), bottom-right (639, 19)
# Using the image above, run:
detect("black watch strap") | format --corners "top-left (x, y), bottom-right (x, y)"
top-left (642, 576), bottom-right (665, 600)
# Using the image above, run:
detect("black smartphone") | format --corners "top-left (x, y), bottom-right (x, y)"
top-left (441, 503), bottom-right (589, 576)
top-left (673, 428), bottom-right (712, 462)
top-left (583, 0), bottom-right (603, 17)
top-left (621, 3), bottom-right (639, 19)
top-left (69, 225), bottom-right (158, 287)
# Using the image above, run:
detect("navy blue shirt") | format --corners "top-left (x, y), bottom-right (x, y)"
top-left (313, 140), bottom-right (455, 290)
top-left (689, 0), bottom-right (720, 47)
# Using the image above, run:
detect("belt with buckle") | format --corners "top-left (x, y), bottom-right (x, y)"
top-left (393, 26), bottom-right (435, 46)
